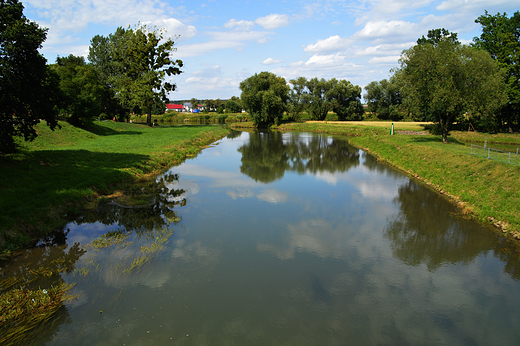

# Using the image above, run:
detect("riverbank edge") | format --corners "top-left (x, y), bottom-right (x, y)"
top-left (0, 127), bottom-right (230, 256)
top-left (233, 121), bottom-right (520, 242)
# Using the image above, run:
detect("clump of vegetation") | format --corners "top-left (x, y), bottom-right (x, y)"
top-left (0, 283), bottom-right (76, 345)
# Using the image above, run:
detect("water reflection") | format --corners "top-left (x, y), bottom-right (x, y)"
top-left (238, 132), bottom-right (360, 183)
top-left (74, 173), bottom-right (185, 232)
top-left (384, 180), bottom-right (520, 277)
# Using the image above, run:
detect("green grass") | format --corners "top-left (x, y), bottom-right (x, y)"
top-left (0, 121), bottom-right (229, 253)
top-left (275, 122), bottom-right (520, 237)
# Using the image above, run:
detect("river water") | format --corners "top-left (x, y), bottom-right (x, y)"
top-left (2, 131), bottom-right (520, 345)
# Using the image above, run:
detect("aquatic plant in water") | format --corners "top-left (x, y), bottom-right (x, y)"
top-left (0, 283), bottom-right (77, 345)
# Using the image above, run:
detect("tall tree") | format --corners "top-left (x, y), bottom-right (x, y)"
top-left (50, 55), bottom-right (105, 125)
top-left (89, 26), bottom-right (183, 126)
top-left (305, 78), bottom-right (333, 121)
top-left (397, 29), bottom-right (507, 142)
top-left (473, 11), bottom-right (520, 132)
top-left (240, 72), bottom-right (289, 127)
top-left (287, 76), bottom-right (308, 122)
top-left (364, 77), bottom-right (403, 120)
top-left (328, 78), bottom-right (364, 121)
top-left (0, 0), bottom-right (58, 152)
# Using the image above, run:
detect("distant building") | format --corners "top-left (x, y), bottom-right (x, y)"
top-left (166, 104), bottom-right (184, 112)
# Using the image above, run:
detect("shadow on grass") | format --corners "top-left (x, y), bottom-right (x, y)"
top-left (408, 135), bottom-right (466, 145)
top-left (83, 122), bottom-right (145, 136)
top-left (0, 149), bottom-right (151, 235)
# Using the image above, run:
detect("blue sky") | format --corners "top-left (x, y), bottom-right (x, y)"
top-left (23, 0), bottom-right (517, 101)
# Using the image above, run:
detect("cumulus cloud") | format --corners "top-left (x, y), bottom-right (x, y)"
top-left (224, 19), bottom-right (255, 31)
top-left (304, 35), bottom-right (353, 53)
top-left (256, 13), bottom-right (290, 29)
top-left (176, 30), bottom-right (269, 58)
top-left (262, 57), bottom-right (283, 65)
top-left (354, 20), bottom-right (418, 42)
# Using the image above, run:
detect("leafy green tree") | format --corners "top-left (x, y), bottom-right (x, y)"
top-left (473, 11), bottom-right (520, 132)
top-left (396, 29), bottom-right (507, 142)
top-left (240, 72), bottom-right (289, 127)
top-left (225, 98), bottom-right (242, 113)
top-left (50, 55), bottom-right (105, 125)
top-left (287, 77), bottom-right (308, 122)
top-left (190, 98), bottom-right (198, 111)
top-left (0, 0), bottom-right (58, 152)
top-left (328, 78), bottom-right (364, 121)
top-left (89, 26), bottom-right (183, 126)
top-left (305, 78), bottom-right (334, 121)
top-left (88, 28), bottom-right (128, 120)
top-left (364, 77), bottom-right (403, 120)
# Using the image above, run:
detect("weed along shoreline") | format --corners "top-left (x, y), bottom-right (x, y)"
top-left (236, 121), bottom-right (520, 242)
top-left (0, 121), bottom-right (230, 255)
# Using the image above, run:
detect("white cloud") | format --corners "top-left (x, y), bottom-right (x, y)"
top-left (176, 30), bottom-right (269, 58)
top-left (141, 18), bottom-right (197, 42)
top-left (256, 13), bottom-right (290, 29)
top-left (262, 57), bottom-right (283, 65)
top-left (224, 19), bottom-right (255, 31)
top-left (304, 35), bottom-right (353, 53)
top-left (354, 20), bottom-right (418, 42)
top-left (369, 56), bottom-right (401, 64)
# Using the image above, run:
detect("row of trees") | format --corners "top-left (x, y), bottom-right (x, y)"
top-left (364, 11), bottom-right (520, 139)
top-left (1, 0), bottom-right (183, 152)
top-left (240, 73), bottom-right (364, 127)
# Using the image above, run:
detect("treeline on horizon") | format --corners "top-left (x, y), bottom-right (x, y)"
top-left (1, 0), bottom-right (519, 152)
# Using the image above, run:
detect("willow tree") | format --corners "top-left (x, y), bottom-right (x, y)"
top-left (396, 29), bottom-right (507, 142)
top-left (240, 72), bottom-right (289, 127)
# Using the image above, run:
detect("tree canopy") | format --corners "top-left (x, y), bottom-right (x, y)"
top-left (89, 26), bottom-right (183, 125)
top-left (0, 0), bottom-right (58, 152)
top-left (50, 55), bottom-right (105, 125)
top-left (396, 29), bottom-right (507, 142)
top-left (240, 72), bottom-right (289, 127)
top-left (364, 77), bottom-right (403, 121)
top-left (473, 11), bottom-right (520, 132)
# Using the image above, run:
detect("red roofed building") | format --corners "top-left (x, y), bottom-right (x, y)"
top-left (166, 104), bottom-right (184, 112)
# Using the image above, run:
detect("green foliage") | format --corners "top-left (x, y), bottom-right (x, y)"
top-left (305, 77), bottom-right (333, 120)
top-left (287, 76), bottom-right (308, 121)
top-left (240, 72), bottom-right (289, 127)
top-left (396, 29), bottom-right (508, 142)
top-left (328, 78), bottom-right (364, 121)
top-left (225, 99), bottom-right (242, 113)
top-left (50, 55), bottom-right (105, 126)
top-left (473, 11), bottom-right (520, 132)
top-left (0, 0), bottom-right (58, 153)
top-left (89, 25), bottom-right (183, 126)
top-left (364, 77), bottom-right (404, 120)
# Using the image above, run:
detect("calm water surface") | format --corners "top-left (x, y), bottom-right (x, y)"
top-left (2, 131), bottom-right (520, 345)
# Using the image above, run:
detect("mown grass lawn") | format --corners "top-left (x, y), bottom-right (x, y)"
top-left (0, 121), bottom-right (229, 252)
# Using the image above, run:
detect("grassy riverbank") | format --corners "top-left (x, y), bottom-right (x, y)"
top-left (266, 121), bottom-right (520, 238)
top-left (0, 121), bottom-right (229, 253)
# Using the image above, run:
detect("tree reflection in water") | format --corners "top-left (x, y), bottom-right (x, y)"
top-left (0, 172), bottom-right (187, 344)
top-left (75, 172), bottom-right (185, 234)
top-left (384, 179), bottom-right (520, 278)
top-left (238, 132), bottom-right (360, 183)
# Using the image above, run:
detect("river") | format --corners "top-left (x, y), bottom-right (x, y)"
top-left (2, 131), bottom-right (520, 345)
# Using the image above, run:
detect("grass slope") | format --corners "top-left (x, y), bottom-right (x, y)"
top-left (275, 122), bottom-right (520, 238)
top-left (0, 121), bottom-right (229, 252)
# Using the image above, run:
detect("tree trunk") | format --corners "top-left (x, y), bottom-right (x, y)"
top-left (147, 109), bottom-right (152, 127)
